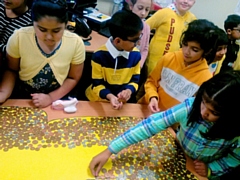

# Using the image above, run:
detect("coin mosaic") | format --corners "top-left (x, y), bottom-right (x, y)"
top-left (0, 106), bottom-right (197, 179)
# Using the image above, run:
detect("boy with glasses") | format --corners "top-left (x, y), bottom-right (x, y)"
top-left (85, 10), bottom-right (143, 109)
top-left (220, 14), bottom-right (240, 72)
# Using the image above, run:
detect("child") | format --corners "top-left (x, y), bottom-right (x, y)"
top-left (145, 0), bottom-right (196, 76)
top-left (138, 19), bottom-right (216, 114)
top-left (126, 0), bottom-right (152, 100)
top-left (220, 14), bottom-right (240, 72)
top-left (0, 0), bottom-right (85, 108)
top-left (0, 0), bottom-right (33, 78)
top-left (207, 28), bottom-right (228, 75)
top-left (85, 10), bottom-right (143, 110)
top-left (89, 70), bottom-right (240, 179)
top-left (127, 0), bottom-right (152, 68)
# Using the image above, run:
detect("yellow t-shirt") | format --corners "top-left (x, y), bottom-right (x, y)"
top-left (145, 7), bottom-right (196, 75)
top-left (6, 26), bottom-right (85, 85)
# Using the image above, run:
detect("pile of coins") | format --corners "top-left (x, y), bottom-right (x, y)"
top-left (0, 106), bottom-right (197, 179)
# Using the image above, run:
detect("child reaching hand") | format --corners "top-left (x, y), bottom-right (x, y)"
top-left (89, 70), bottom-right (240, 179)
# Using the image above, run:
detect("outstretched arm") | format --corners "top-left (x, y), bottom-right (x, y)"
top-left (89, 100), bottom-right (191, 177)
top-left (89, 148), bottom-right (112, 177)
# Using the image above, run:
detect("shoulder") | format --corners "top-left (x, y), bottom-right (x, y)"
top-left (185, 11), bottom-right (196, 21)
top-left (12, 26), bottom-right (34, 36)
top-left (163, 50), bottom-right (182, 59)
top-left (143, 21), bottom-right (150, 31)
top-left (63, 31), bottom-right (84, 46)
top-left (130, 48), bottom-right (141, 57)
top-left (93, 45), bottom-right (109, 60)
top-left (185, 97), bottom-right (195, 106)
top-left (147, 8), bottom-right (174, 20)
top-left (157, 7), bottom-right (174, 14)
top-left (15, 9), bottom-right (32, 23)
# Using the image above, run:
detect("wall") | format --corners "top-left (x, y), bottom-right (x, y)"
top-left (96, 0), bottom-right (239, 29)
top-left (96, 0), bottom-right (113, 15)
top-left (190, 0), bottom-right (238, 29)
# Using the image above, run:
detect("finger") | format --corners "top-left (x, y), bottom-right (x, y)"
top-left (31, 95), bottom-right (38, 100)
top-left (148, 106), bottom-right (155, 113)
top-left (95, 162), bottom-right (104, 177)
top-left (118, 102), bottom-right (123, 109)
top-left (89, 162), bottom-right (98, 177)
top-left (33, 102), bottom-right (40, 108)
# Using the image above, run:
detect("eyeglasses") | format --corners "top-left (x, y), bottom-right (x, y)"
top-left (233, 28), bottom-right (240, 32)
top-left (124, 33), bottom-right (143, 45)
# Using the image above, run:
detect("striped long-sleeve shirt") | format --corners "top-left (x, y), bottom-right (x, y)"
top-left (0, 2), bottom-right (32, 52)
top-left (108, 97), bottom-right (240, 179)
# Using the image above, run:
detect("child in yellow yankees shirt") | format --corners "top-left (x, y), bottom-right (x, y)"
top-left (138, 19), bottom-right (221, 118)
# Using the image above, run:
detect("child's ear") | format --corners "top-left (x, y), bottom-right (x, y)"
top-left (129, 5), bottom-right (133, 10)
top-left (115, 37), bottom-right (121, 43)
top-left (113, 37), bottom-right (121, 45)
top-left (226, 29), bottom-right (232, 35)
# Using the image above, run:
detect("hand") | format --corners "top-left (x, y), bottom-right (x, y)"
top-left (107, 94), bottom-right (123, 110)
top-left (117, 89), bottom-right (132, 103)
top-left (148, 97), bottom-right (160, 113)
top-left (89, 148), bottom-right (112, 177)
top-left (110, 96), bottom-right (123, 110)
top-left (193, 160), bottom-right (208, 177)
top-left (31, 93), bottom-right (52, 108)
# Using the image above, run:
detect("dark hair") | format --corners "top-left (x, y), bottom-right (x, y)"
top-left (180, 19), bottom-right (219, 58)
top-left (31, 0), bottom-right (68, 24)
top-left (109, 10), bottom-right (143, 40)
top-left (205, 27), bottom-right (228, 64)
top-left (26, 0), bottom-right (34, 8)
top-left (224, 14), bottom-right (240, 31)
top-left (187, 70), bottom-right (240, 140)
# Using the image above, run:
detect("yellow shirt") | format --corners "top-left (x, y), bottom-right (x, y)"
top-left (138, 50), bottom-right (212, 111)
top-left (6, 26), bottom-right (85, 85)
top-left (145, 7), bottom-right (196, 75)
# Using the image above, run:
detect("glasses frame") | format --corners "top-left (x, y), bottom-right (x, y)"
top-left (233, 28), bottom-right (240, 32)
top-left (124, 33), bottom-right (143, 45)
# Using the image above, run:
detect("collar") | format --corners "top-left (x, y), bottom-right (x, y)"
top-left (167, 3), bottom-right (181, 16)
top-left (106, 37), bottom-right (130, 59)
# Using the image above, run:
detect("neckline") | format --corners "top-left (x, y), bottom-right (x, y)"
top-left (35, 36), bottom-right (62, 58)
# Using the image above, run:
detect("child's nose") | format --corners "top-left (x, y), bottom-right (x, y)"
top-left (141, 10), bottom-right (146, 16)
top-left (201, 106), bottom-right (209, 118)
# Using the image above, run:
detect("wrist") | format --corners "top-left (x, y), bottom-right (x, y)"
top-left (126, 89), bottom-right (132, 94)
top-left (48, 93), bottom-right (53, 103)
top-left (150, 96), bottom-right (158, 102)
top-left (106, 93), bottom-right (114, 101)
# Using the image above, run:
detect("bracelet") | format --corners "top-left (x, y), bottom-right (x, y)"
top-left (207, 168), bottom-right (211, 177)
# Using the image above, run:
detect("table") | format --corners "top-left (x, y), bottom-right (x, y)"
top-left (0, 100), bottom-right (207, 180)
top-left (84, 30), bottom-right (108, 53)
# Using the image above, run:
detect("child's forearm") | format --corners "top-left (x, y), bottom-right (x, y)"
top-left (0, 70), bottom-right (17, 103)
